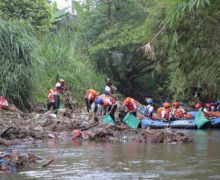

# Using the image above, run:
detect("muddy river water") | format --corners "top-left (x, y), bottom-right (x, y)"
top-left (2, 130), bottom-right (220, 179)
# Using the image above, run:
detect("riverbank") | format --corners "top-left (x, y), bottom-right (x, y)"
top-left (0, 108), bottom-right (192, 173)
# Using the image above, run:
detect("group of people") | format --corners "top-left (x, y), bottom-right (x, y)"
top-left (85, 86), bottom-right (220, 122)
top-left (47, 79), bottom-right (65, 111)
top-left (84, 78), bottom-right (117, 121)
top-left (47, 78), bottom-right (220, 122)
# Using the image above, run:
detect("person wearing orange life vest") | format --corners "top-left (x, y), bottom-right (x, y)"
top-left (172, 102), bottom-right (185, 117)
top-left (172, 102), bottom-right (193, 119)
top-left (102, 92), bottom-right (116, 115)
top-left (203, 103), bottom-right (220, 118)
top-left (160, 103), bottom-right (171, 121)
top-left (92, 93), bottom-right (116, 122)
top-left (123, 97), bottom-right (137, 117)
top-left (47, 89), bottom-right (56, 111)
top-left (85, 89), bottom-right (98, 112)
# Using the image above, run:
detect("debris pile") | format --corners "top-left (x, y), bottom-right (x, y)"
top-left (136, 129), bottom-right (192, 144)
top-left (0, 150), bottom-right (41, 173)
top-left (71, 125), bottom-right (192, 144)
top-left (0, 109), bottom-right (192, 146)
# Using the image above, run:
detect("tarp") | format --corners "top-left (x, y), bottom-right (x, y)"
top-left (123, 113), bottom-right (140, 129)
top-left (103, 115), bottom-right (115, 125)
top-left (195, 109), bottom-right (209, 129)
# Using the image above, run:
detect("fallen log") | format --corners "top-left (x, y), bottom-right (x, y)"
top-left (41, 159), bottom-right (54, 168)
top-left (80, 123), bottom-right (99, 131)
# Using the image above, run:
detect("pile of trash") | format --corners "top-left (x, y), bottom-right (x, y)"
top-left (136, 129), bottom-right (192, 143)
top-left (71, 126), bottom-right (192, 144)
top-left (0, 108), bottom-right (192, 147)
top-left (0, 109), bottom-right (89, 146)
top-left (0, 149), bottom-right (41, 173)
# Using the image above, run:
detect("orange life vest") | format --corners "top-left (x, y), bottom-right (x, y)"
top-left (157, 107), bottom-right (163, 115)
top-left (174, 108), bottom-right (184, 118)
top-left (85, 89), bottom-right (97, 101)
top-left (160, 108), bottom-right (170, 120)
top-left (126, 101), bottom-right (136, 112)
top-left (48, 92), bottom-right (55, 102)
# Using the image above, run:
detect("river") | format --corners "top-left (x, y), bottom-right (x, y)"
top-left (2, 130), bottom-right (220, 180)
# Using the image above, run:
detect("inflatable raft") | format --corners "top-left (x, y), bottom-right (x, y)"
top-left (210, 117), bottom-right (220, 128)
top-left (141, 117), bottom-right (220, 129)
top-left (141, 118), bottom-right (197, 129)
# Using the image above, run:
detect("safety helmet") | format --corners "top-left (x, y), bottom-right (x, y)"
top-left (146, 98), bottom-right (153, 104)
top-left (195, 103), bottom-right (202, 110)
top-left (95, 97), bottom-right (103, 105)
top-left (173, 102), bottom-right (180, 107)
top-left (59, 79), bottom-right (65, 82)
top-left (163, 102), bottom-right (171, 108)
top-left (124, 97), bottom-right (132, 105)
top-left (48, 89), bottom-right (53, 93)
top-left (205, 103), bottom-right (211, 108)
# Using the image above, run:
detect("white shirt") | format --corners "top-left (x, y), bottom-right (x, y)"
top-left (104, 86), bottom-right (111, 93)
top-left (105, 97), bottom-right (112, 106)
top-left (56, 82), bottom-right (61, 88)
top-left (146, 105), bottom-right (154, 114)
top-left (161, 110), bottom-right (166, 118)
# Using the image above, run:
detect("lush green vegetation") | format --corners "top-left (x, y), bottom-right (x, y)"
top-left (0, 0), bottom-right (51, 35)
top-left (0, 20), bottom-right (39, 110)
top-left (75, 0), bottom-right (219, 103)
top-left (0, 0), bottom-right (219, 109)
top-left (33, 29), bottom-right (104, 104)
top-left (0, 0), bottom-right (104, 109)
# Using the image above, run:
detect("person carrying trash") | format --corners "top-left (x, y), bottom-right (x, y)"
top-left (85, 89), bottom-right (98, 112)
top-left (123, 97), bottom-right (137, 117)
top-left (102, 92), bottom-right (116, 115)
top-left (47, 89), bottom-right (55, 111)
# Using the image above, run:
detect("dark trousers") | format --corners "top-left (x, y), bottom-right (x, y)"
top-left (47, 102), bottom-right (55, 111)
top-left (130, 111), bottom-right (137, 117)
top-left (54, 94), bottom-right (60, 110)
top-left (85, 98), bottom-right (94, 112)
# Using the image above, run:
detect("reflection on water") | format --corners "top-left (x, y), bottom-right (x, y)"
top-left (3, 130), bottom-right (220, 179)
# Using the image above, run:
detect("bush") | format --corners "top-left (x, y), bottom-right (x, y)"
top-left (0, 19), bottom-right (40, 110)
